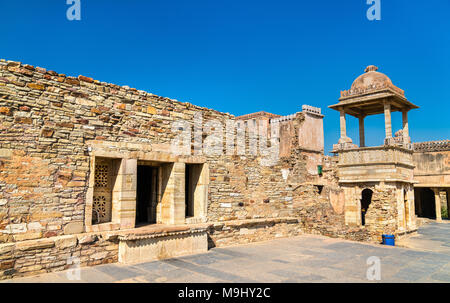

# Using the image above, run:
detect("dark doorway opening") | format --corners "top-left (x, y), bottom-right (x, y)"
top-left (136, 165), bottom-right (158, 226)
top-left (361, 189), bottom-right (373, 226)
top-left (414, 187), bottom-right (436, 219)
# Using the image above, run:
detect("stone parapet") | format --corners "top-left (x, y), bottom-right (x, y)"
top-left (336, 145), bottom-right (415, 183)
top-left (413, 140), bottom-right (450, 152)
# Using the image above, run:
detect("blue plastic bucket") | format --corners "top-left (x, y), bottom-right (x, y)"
top-left (382, 234), bottom-right (395, 246)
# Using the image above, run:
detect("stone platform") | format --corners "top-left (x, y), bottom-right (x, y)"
top-left (117, 224), bottom-right (208, 264)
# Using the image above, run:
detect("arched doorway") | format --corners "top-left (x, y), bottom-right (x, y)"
top-left (361, 189), bottom-right (373, 226)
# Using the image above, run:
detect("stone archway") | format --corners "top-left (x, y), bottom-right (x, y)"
top-left (361, 189), bottom-right (373, 226)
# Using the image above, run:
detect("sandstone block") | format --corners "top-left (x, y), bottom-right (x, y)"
top-left (13, 232), bottom-right (42, 242)
top-left (55, 235), bottom-right (78, 249)
top-left (78, 75), bottom-right (94, 83)
top-left (0, 107), bottom-right (11, 116)
top-left (26, 83), bottom-right (45, 90)
top-left (16, 239), bottom-right (55, 251)
top-left (0, 260), bottom-right (14, 270)
top-left (14, 117), bottom-right (32, 124)
top-left (78, 235), bottom-right (96, 245)
top-left (65, 78), bottom-right (80, 85)
top-left (0, 149), bottom-right (12, 158)
top-left (90, 251), bottom-right (108, 260)
top-left (63, 221), bottom-right (84, 235)
top-left (0, 243), bottom-right (14, 256)
top-left (4, 223), bottom-right (27, 234)
top-left (76, 98), bottom-right (96, 107)
top-left (41, 129), bottom-right (54, 138)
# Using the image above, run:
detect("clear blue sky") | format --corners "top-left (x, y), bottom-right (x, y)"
top-left (1, 0), bottom-right (449, 153)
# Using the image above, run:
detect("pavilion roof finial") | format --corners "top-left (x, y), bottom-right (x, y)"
top-left (364, 65), bottom-right (378, 73)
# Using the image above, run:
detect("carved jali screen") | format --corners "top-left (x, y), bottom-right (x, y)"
top-left (93, 158), bottom-right (113, 224)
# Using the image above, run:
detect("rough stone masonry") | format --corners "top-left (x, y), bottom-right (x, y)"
top-left (0, 59), bottom-right (448, 279)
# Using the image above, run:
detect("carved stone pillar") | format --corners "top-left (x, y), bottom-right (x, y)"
top-left (338, 109), bottom-right (352, 144)
top-left (359, 116), bottom-right (365, 147)
top-left (384, 101), bottom-right (392, 141)
top-left (433, 188), bottom-right (442, 222)
top-left (402, 110), bottom-right (410, 144)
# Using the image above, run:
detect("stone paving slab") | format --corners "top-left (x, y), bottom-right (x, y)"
top-left (3, 222), bottom-right (450, 283)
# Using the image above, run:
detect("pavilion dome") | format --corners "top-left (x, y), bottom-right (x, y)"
top-left (350, 65), bottom-right (393, 91)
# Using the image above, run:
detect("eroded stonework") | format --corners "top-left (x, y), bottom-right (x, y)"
top-left (0, 60), bottom-right (448, 279)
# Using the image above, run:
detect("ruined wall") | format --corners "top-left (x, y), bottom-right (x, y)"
top-left (207, 218), bottom-right (302, 248)
top-left (0, 59), bottom-right (233, 243)
top-left (0, 60), bottom-right (329, 240)
top-left (0, 59), bottom-right (375, 279)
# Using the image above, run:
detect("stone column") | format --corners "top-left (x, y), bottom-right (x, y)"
top-left (433, 188), bottom-right (442, 222)
top-left (338, 109), bottom-right (352, 144)
top-left (113, 158), bottom-right (137, 229)
top-left (384, 101), bottom-right (392, 141)
top-left (359, 116), bottom-right (365, 147)
top-left (402, 110), bottom-right (410, 144)
top-left (447, 189), bottom-right (450, 219)
top-left (193, 163), bottom-right (209, 220)
top-left (343, 187), bottom-right (359, 226)
top-left (160, 162), bottom-right (186, 225)
top-left (340, 110), bottom-right (347, 140)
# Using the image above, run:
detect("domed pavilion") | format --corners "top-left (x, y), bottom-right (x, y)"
top-left (329, 65), bottom-right (418, 150)
top-left (328, 66), bottom-right (419, 240)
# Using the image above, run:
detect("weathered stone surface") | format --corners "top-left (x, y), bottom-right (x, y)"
top-left (40, 129), bottom-right (54, 138)
top-left (0, 60), bottom-right (442, 281)
top-left (0, 107), bottom-right (11, 116)
top-left (63, 222), bottom-right (84, 235)
top-left (54, 235), bottom-right (77, 249)
top-left (78, 75), bottom-right (94, 83)
top-left (26, 83), bottom-right (45, 90)
top-left (0, 243), bottom-right (15, 255)
top-left (78, 235), bottom-right (96, 245)
top-left (0, 149), bottom-right (12, 158)
top-left (16, 239), bottom-right (55, 251)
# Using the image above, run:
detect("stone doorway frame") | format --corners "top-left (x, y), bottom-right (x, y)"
top-left (84, 141), bottom-right (209, 233)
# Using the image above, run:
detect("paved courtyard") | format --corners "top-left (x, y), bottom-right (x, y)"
top-left (4, 222), bottom-right (450, 283)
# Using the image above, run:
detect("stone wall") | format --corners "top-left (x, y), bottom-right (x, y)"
top-left (207, 218), bottom-right (303, 248)
top-left (0, 59), bottom-right (234, 242)
top-left (0, 59), bottom-right (377, 280)
top-left (0, 232), bottom-right (118, 280)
